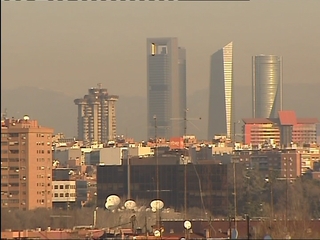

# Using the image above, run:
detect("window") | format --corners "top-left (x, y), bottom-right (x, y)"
top-left (54, 185), bottom-right (58, 189)
top-left (59, 185), bottom-right (64, 189)
top-left (59, 193), bottom-right (63, 197)
top-left (9, 133), bottom-right (19, 138)
top-left (54, 193), bottom-right (58, 197)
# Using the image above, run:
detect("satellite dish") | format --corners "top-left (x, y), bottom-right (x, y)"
top-left (231, 228), bottom-right (238, 239)
top-left (183, 220), bottom-right (192, 230)
top-left (105, 195), bottom-right (121, 210)
top-left (264, 235), bottom-right (272, 240)
top-left (154, 230), bottom-right (161, 237)
top-left (150, 199), bottom-right (164, 210)
top-left (124, 200), bottom-right (136, 210)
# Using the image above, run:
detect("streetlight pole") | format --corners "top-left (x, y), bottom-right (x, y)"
top-left (285, 157), bottom-right (292, 238)
top-left (285, 157), bottom-right (288, 232)
top-left (127, 152), bottom-right (131, 200)
top-left (183, 109), bottom-right (189, 240)
top-left (233, 159), bottom-right (237, 229)
top-left (184, 109), bottom-right (187, 222)
top-left (93, 192), bottom-right (98, 228)
top-left (154, 115), bottom-right (160, 230)
top-left (270, 170), bottom-right (274, 221)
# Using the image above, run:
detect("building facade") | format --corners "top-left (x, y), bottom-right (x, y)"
top-left (97, 163), bottom-right (228, 216)
top-left (208, 42), bottom-right (234, 140)
top-left (147, 38), bottom-right (186, 140)
top-left (52, 180), bottom-right (76, 206)
top-left (252, 55), bottom-right (282, 118)
top-left (243, 111), bottom-right (319, 146)
top-left (74, 84), bottom-right (119, 144)
top-left (1, 116), bottom-right (54, 210)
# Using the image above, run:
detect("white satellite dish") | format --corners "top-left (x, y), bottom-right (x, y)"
top-left (105, 195), bottom-right (121, 210)
top-left (264, 235), bottom-right (272, 240)
top-left (154, 230), bottom-right (161, 237)
top-left (183, 220), bottom-right (192, 230)
top-left (150, 200), bottom-right (164, 210)
top-left (124, 200), bottom-right (136, 210)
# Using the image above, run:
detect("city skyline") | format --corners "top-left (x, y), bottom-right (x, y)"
top-left (2, 0), bottom-right (320, 140)
top-left (208, 42), bottom-right (234, 140)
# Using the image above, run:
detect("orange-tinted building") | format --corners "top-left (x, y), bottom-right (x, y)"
top-left (243, 111), bottom-right (318, 147)
top-left (1, 116), bottom-right (54, 210)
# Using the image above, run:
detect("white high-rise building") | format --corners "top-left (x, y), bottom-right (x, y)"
top-left (146, 38), bottom-right (186, 140)
top-left (208, 42), bottom-right (234, 140)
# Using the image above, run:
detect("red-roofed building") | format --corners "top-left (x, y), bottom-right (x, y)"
top-left (243, 111), bottom-right (319, 147)
top-left (278, 110), bottom-right (297, 125)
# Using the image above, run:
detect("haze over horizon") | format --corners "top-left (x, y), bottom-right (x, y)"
top-left (2, 0), bottom-right (320, 140)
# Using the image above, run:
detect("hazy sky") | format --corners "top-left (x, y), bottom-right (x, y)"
top-left (2, 0), bottom-right (320, 98)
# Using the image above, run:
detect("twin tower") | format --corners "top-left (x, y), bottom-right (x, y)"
top-left (147, 38), bottom-right (282, 140)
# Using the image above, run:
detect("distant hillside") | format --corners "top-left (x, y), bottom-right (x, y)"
top-left (2, 83), bottom-right (319, 140)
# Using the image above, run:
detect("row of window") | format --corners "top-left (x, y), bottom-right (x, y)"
top-left (1, 158), bottom-right (24, 162)
top-left (53, 184), bottom-right (76, 189)
top-left (36, 142), bottom-right (51, 146)
top-left (53, 193), bottom-right (76, 198)
top-left (36, 150), bottom-right (51, 154)
top-left (37, 158), bottom-right (51, 162)
top-left (1, 183), bottom-right (20, 187)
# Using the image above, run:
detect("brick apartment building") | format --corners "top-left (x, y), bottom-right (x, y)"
top-left (1, 116), bottom-right (54, 210)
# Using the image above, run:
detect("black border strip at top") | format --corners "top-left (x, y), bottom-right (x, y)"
top-left (3, 0), bottom-right (251, 2)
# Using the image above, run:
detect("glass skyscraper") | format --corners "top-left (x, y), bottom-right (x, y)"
top-left (208, 42), bottom-right (234, 140)
top-left (252, 55), bottom-right (282, 118)
top-left (146, 38), bottom-right (186, 139)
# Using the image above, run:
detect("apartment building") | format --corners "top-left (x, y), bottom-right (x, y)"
top-left (74, 84), bottom-right (119, 144)
top-left (1, 116), bottom-right (54, 210)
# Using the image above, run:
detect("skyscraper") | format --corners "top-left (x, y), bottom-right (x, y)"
top-left (74, 84), bottom-right (119, 144)
top-left (208, 42), bottom-right (234, 140)
top-left (252, 55), bottom-right (282, 118)
top-left (147, 38), bottom-right (186, 139)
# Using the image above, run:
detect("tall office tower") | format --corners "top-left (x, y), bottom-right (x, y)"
top-left (1, 116), bottom-right (54, 210)
top-left (74, 84), bottom-right (119, 144)
top-left (252, 55), bottom-right (282, 118)
top-left (208, 42), bottom-right (234, 140)
top-left (147, 38), bottom-right (187, 140)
